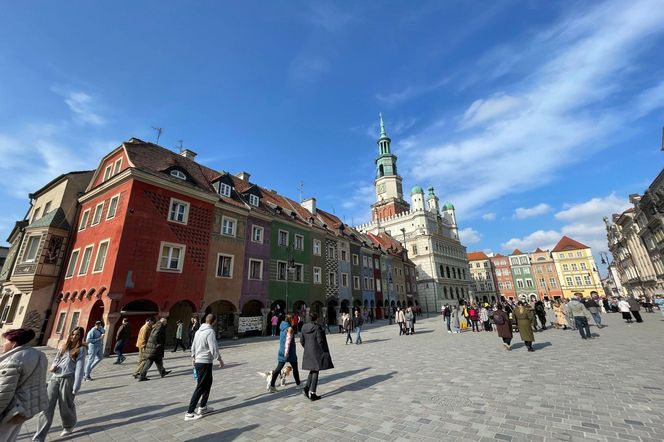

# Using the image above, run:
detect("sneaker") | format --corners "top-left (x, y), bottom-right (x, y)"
top-left (184, 412), bottom-right (202, 421)
top-left (309, 393), bottom-right (322, 401)
top-left (84, 376), bottom-right (93, 382)
top-left (60, 428), bottom-right (73, 436)
top-left (161, 370), bottom-right (172, 378)
top-left (196, 406), bottom-right (214, 415)
top-left (267, 386), bottom-right (277, 393)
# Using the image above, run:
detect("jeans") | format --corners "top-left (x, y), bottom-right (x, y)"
top-left (574, 316), bottom-right (591, 339)
top-left (590, 311), bottom-right (602, 327)
top-left (114, 339), bottom-right (126, 363)
top-left (188, 363), bottom-right (213, 414)
top-left (445, 316), bottom-right (451, 331)
top-left (471, 320), bottom-right (479, 332)
top-left (355, 326), bottom-right (362, 344)
top-left (345, 329), bottom-right (353, 344)
top-left (305, 370), bottom-right (319, 394)
top-left (85, 344), bottom-right (103, 378)
top-left (269, 361), bottom-right (300, 387)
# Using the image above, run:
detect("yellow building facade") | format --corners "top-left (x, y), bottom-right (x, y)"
top-left (551, 236), bottom-right (605, 298)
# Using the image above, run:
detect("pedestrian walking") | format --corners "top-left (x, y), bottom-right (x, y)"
top-left (0, 329), bottom-right (47, 442)
top-left (267, 314), bottom-right (303, 393)
top-left (480, 305), bottom-right (491, 331)
top-left (138, 318), bottom-right (172, 381)
top-left (188, 317), bottom-right (200, 347)
top-left (492, 304), bottom-right (513, 350)
top-left (343, 312), bottom-right (353, 344)
top-left (512, 302), bottom-right (535, 352)
top-left (443, 305), bottom-right (452, 332)
top-left (618, 298), bottom-right (633, 323)
top-left (353, 310), bottom-right (364, 344)
top-left (568, 294), bottom-right (592, 339)
top-left (451, 305), bottom-right (461, 333)
top-left (300, 313), bottom-right (333, 401)
top-left (84, 320), bottom-right (105, 381)
top-left (33, 327), bottom-right (86, 441)
top-left (627, 296), bottom-right (643, 323)
top-left (583, 296), bottom-right (603, 329)
top-left (113, 318), bottom-right (130, 364)
top-left (563, 298), bottom-right (576, 330)
top-left (404, 307), bottom-right (414, 335)
top-left (534, 300), bottom-right (547, 331)
top-left (468, 304), bottom-right (480, 332)
top-left (172, 320), bottom-right (186, 352)
top-left (133, 317), bottom-right (155, 379)
top-left (396, 307), bottom-right (406, 335)
top-left (184, 314), bottom-right (224, 421)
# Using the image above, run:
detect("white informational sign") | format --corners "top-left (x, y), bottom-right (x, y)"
top-left (238, 316), bottom-right (263, 333)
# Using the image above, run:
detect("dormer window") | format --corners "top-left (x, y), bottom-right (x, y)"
top-left (249, 194), bottom-right (259, 207)
top-left (219, 183), bottom-right (232, 197)
top-left (170, 169), bottom-right (187, 180)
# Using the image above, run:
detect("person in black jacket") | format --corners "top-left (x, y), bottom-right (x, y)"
top-left (300, 313), bottom-right (333, 401)
top-left (113, 318), bottom-right (131, 365)
top-left (138, 318), bottom-right (171, 381)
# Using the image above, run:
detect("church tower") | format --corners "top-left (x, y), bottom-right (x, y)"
top-left (372, 114), bottom-right (410, 222)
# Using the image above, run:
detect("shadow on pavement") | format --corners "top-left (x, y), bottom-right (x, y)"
top-left (323, 371), bottom-right (397, 398)
top-left (74, 402), bottom-right (180, 434)
top-left (79, 385), bottom-right (125, 395)
top-left (532, 342), bottom-right (552, 350)
top-left (187, 424), bottom-right (260, 441)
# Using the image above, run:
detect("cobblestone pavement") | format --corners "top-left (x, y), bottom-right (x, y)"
top-left (17, 311), bottom-right (664, 441)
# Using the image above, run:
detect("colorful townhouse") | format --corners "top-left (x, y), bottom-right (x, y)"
top-left (467, 251), bottom-right (498, 303)
top-left (509, 249), bottom-right (536, 301)
top-left (530, 248), bottom-right (563, 300)
top-left (552, 236), bottom-right (604, 298)
top-left (490, 254), bottom-right (515, 302)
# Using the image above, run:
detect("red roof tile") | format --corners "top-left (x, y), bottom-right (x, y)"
top-left (511, 249), bottom-right (524, 255)
top-left (551, 235), bottom-right (589, 252)
top-left (467, 251), bottom-right (489, 261)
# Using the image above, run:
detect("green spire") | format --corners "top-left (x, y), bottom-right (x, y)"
top-left (379, 113), bottom-right (387, 138)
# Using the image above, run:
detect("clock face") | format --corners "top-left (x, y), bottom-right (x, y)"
top-left (377, 183), bottom-right (386, 194)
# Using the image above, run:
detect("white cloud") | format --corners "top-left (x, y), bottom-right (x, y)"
top-left (501, 230), bottom-right (561, 252)
top-left (555, 193), bottom-right (630, 222)
top-left (396, 0), bottom-right (664, 219)
top-left (482, 212), bottom-right (496, 221)
top-left (459, 227), bottom-right (481, 245)
top-left (55, 89), bottom-right (106, 126)
top-left (376, 78), bottom-right (448, 105)
top-left (513, 203), bottom-right (552, 219)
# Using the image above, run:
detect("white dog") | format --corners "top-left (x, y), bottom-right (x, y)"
top-left (256, 365), bottom-right (293, 390)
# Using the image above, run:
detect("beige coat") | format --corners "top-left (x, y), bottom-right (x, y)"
top-left (0, 345), bottom-right (48, 424)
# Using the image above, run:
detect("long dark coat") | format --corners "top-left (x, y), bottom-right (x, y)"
top-left (513, 307), bottom-right (535, 342)
top-left (144, 322), bottom-right (166, 359)
top-left (300, 322), bottom-right (333, 371)
top-left (493, 310), bottom-right (512, 339)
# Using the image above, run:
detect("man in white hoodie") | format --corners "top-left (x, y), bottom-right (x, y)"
top-left (185, 314), bottom-right (224, 421)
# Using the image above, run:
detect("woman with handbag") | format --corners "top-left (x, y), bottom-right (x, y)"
top-left (300, 312), bottom-right (333, 401)
top-left (33, 326), bottom-right (86, 441)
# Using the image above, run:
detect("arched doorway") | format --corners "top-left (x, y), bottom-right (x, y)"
top-left (242, 299), bottom-right (264, 316)
top-left (326, 299), bottom-right (338, 326)
top-left (340, 299), bottom-right (350, 314)
top-left (86, 299), bottom-right (105, 332)
top-left (310, 301), bottom-right (323, 321)
top-left (118, 299), bottom-right (159, 352)
top-left (206, 300), bottom-right (237, 339)
top-left (166, 300), bottom-right (195, 346)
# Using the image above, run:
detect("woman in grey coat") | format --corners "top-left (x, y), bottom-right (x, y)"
top-left (300, 312), bottom-right (333, 401)
top-left (451, 306), bottom-right (461, 333)
top-left (0, 328), bottom-right (47, 442)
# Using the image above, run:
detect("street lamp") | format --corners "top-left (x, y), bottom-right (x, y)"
top-left (285, 243), bottom-right (296, 314)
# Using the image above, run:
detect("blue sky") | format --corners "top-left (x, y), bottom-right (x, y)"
top-left (1, 0), bottom-right (663, 271)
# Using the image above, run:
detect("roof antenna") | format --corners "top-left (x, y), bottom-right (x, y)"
top-left (176, 139), bottom-right (184, 153)
top-left (298, 181), bottom-right (304, 203)
top-left (152, 127), bottom-right (163, 145)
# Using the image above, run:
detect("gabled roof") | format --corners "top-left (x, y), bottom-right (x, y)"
top-left (367, 231), bottom-right (405, 255)
top-left (511, 249), bottom-right (523, 256)
top-left (552, 235), bottom-right (589, 252)
top-left (534, 247), bottom-right (544, 253)
top-left (467, 251), bottom-right (489, 261)
top-left (29, 171), bottom-right (94, 200)
top-left (26, 208), bottom-right (70, 231)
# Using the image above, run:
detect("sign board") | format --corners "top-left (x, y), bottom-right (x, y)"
top-left (238, 316), bottom-right (263, 333)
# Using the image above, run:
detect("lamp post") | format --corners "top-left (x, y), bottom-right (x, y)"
top-left (285, 242), bottom-right (295, 314)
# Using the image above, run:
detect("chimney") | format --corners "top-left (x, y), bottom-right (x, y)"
top-left (236, 171), bottom-right (251, 181)
top-left (301, 197), bottom-right (316, 215)
top-left (180, 149), bottom-right (197, 160)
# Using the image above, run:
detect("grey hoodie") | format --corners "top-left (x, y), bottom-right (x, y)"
top-left (190, 323), bottom-right (222, 364)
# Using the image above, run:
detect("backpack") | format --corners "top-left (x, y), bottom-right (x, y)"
top-left (493, 312), bottom-right (506, 326)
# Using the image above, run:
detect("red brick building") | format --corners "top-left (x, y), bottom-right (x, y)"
top-left (490, 253), bottom-right (516, 301)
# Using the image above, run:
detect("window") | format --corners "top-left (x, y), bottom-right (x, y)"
top-left (536, 266), bottom-right (542, 273)
top-left (352, 254), bottom-right (359, 265)
top-left (69, 312), bottom-right (80, 332)
top-left (511, 258), bottom-right (519, 265)
top-left (168, 199), bottom-right (189, 224)
top-left (249, 194), bottom-right (259, 207)
top-left (23, 235), bottom-right (42, 262)
top-left (248, 259), bottom-right (263, 280)
top-left (55, 312), bottom-right (67, 334)
top-left (103, 165), bottom-right (113, 181)
top-left (216, 254), bottom-right (234, 278)
top-left (498, 282), bottom-right (504, 290)
top-left (526, 279), bottom-right (534, 288)
top-left (277, 261), bottom-right (287, 281)
top-left (374, 259), bottom-right (379, 269)
top-left (65, 249), bottom-right (80, 278)
top-left (549, 278), bottom-right (557, 288)
top-left (571, 263), bottom-right (578, 271)
top-left (43, 201), bottom-right (52, 215)
top-left (546, 265), bottom-right (553, 272)
top-left (576, 251), bottom-right (583, 257)
top-left (79, 209), bottom-right (90, 231)
top-left (221, 216), bottom-right (237, 236)
top-left (562, 264), bottom-right (569, 271)
top-left (32, 208), bottom-right (41, 222)
top-left (113, 158), bottom-right (122, 175)
top-left (516, 280), bottom-right (524, 288)
top-left (78, 245), bottom-right (94, 276)
top-left (539, 278), bottom-right (546, 287)
top-left (523, 267), bottom-right (530, 274)
top-left (328, 271), bottom-right (336, 286)
top-left (374, 279), bottom-right (379, 291)
top-left (341, 273), bottom-right (348, 287)
top-left (341, 250), bottom-right (347, 261)
top-left (219, 182), bottom-right (231, 197)
top-left (583, 275), bottom-right (592, 285)
top-left (568, 253), bottom-right (574, 258)
top-left (520, 257), bottom-right (528, 264)
top-left (327, 245), bottom-right (335, 258)
top-left (566, 276), bottom-right (573, 286)
top-left (106, 194), bottom-right (120, 220)
top-left (575, 276), bottom-right (582, 286)
top-left (513, 268), bottom-right (521, 275)
top-left (278, 230), bottom-right (289, 247)
top-left (313, 267), bottom-right (322, 284)
top-left (353, 276), bottom-right (360, 289)
top-left (294, 234), bottom-right (304, 250)
top-left (93, 241), bottom-right (109, 273)
top-left (158, 242), bottom-right (185, 272)
top-left (251, 226), bottom-right (264, 243)
top-left (170, 169), bottom-right (187, 180)
top-left (313, 239), bottom-right (321, 256)
top-left (91, 202), bottom-right (104, 226)
top-left (412, 245), bottom-right (417, 255)
top-left (580, 262), bottom-right (587, 270)
top-left (5, 294), bottom-right (22, 323)
top-left (293, 263), bottom-right (304, 282)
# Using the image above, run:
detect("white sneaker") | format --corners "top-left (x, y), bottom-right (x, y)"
top-left (196, 406), bottom-right (214, 415)
top-left (184, 412), bottom-right (202, 421)
top-left (60, 428), bottom-right (73, 436)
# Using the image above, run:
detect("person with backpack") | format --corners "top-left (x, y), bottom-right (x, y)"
top-left (492, 304), bottom-right (513, 350)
